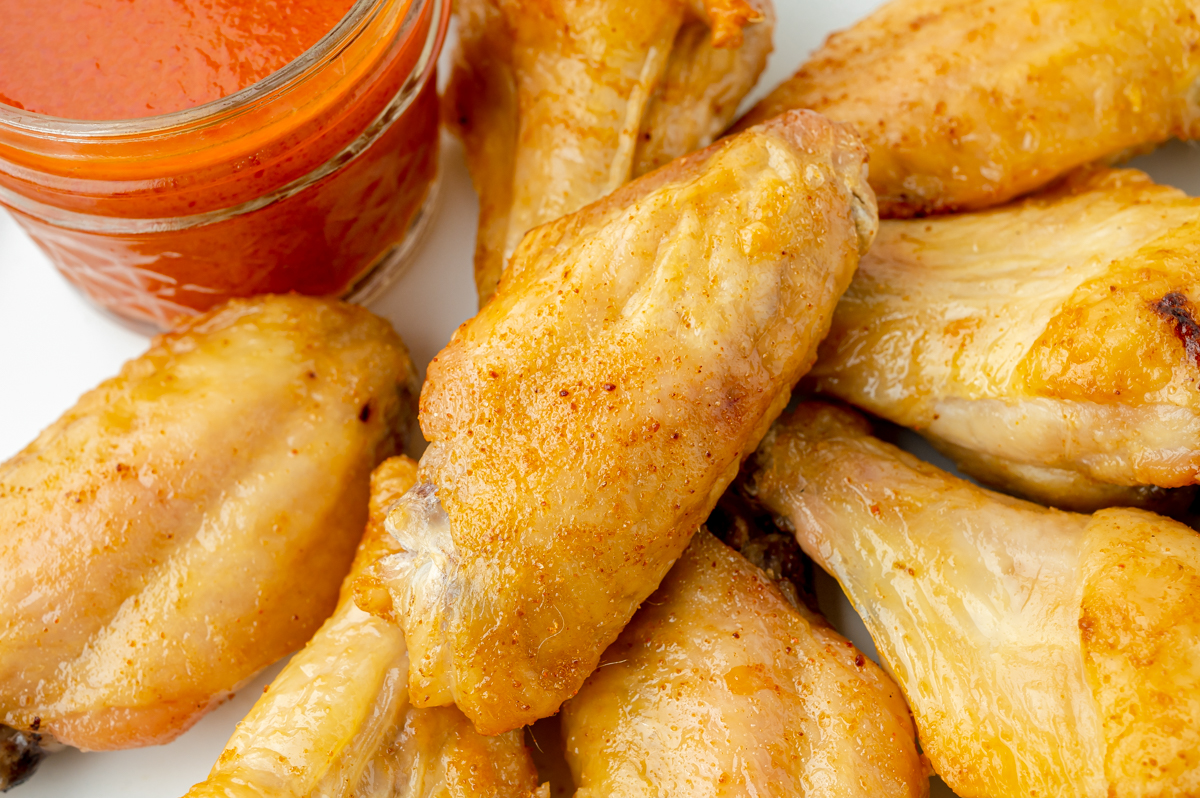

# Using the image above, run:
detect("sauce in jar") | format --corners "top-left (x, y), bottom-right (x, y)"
top-left (0, 0), bottom-right (448, 331)
top-left (0, 0), bottom-right (357, 120)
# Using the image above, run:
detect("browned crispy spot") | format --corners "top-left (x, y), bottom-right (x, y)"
top-left (704, 0), bottom-right (763, 48)
top-left (708, 490), bottom-right (817, 613)
top-left (0, 725), bottom-right (47, 790)
top-left (1152, 292), bottom-right (1200, 369)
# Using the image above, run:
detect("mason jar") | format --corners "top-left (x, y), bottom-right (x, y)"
top-left (0, 0), bottom-right (449, 332)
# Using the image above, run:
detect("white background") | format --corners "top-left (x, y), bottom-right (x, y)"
top-left (3, 0), bottom-right (1200, 795)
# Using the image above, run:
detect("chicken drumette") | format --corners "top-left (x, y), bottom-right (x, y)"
top-left (445, 0), bottom-right (774, 302)
top-left (748, 402), bottom-right (1200, 798)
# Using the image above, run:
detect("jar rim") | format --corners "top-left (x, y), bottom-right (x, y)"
top-left (0, 0), bottom-right (422, 140)
top-left (0, 0), bottom-right (447, 229)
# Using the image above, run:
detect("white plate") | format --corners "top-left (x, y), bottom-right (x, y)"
top-left (3, 1), bottom-right (1199, 795)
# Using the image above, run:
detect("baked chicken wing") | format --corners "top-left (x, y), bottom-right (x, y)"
top-left (737, 0), bottom-right (1200, 218)
top-left (445, 0), bottom-right (775, 302)
top-left (184, 457), bottom-right (540, 798)
top-left (561, 528), bottom-right (928, 798)
top-left (748, 402), bottom-right (1200, 798)
top-left (360, 111), bottom-right (878, 734)
top-left (0, 295), bottom-right (417, 754)
top-left (809, 168), bottom-right (1200, 512)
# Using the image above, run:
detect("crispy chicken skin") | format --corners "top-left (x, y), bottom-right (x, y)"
top-left (184, 457), bottom-right (540, 798)
top-left (0, 295), bottom-right (418, 752)
top-left (809, 168), bottom-right (1200, 512)
top-left (360, 111), bottom-right (878, 735)
top-left (445, 0), bottom-right (774, 302)
top-left (561, 529), bottom-right (928, 798)
top-left (748, 403), bottom-right (1200, 798)
top-left (736, 0), bottom-right (1200, 218)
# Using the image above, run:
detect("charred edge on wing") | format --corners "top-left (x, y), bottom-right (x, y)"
top-left (1152, 291), bottom-right (1200, 370)
top-left (0, 725), bottom-right (48, 792)
top-left (707, 489), bottom-right (818, 613)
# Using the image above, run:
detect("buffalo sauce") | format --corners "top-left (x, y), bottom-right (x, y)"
top-left (0, 0), bottom-right (448, 330)
top-left (0, 0), bottom-right (357, 120)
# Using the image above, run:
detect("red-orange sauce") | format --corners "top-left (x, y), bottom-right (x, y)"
top-left (0, 0), bottom-right (357, 120)
top-left (0, 0), bottom-right (447, 330)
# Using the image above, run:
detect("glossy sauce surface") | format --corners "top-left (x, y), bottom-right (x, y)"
top-left (0, 0), bottom-right (356, 120)
top-left (0, 0), bottom-right (445, 330)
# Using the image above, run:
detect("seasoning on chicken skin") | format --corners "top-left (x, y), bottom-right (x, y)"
top-left (737, 0), bottom-right (1200, 218)
top-left (445, 0), bottom-right (774, 302)
top-left (809, 168), bottom-right (1200, 513)
top-left (748, 402), bottom-right (1200, 798)
top-left (183, 457), bottom-right (541, 798)
top-left (359, 110), bottom-right (878, 735)
top-left (0, 295), bottom-right (417, 753)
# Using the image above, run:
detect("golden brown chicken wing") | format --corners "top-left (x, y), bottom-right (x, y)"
top-left (561, 528), bottom-right (928, 798)
top-left (359, 110), bottom-right (878, 734)
top-left (0, 295), bottom-right (417, 753)
top-left (183, 457), bottom-right (541, 798)
top-left (736, 0), bottom-right (1200, 218)
top-left (807, 168), bottom-right (1200, 512)
top-left (445, 0), bottom-right (774, 302)
top-left (748, 402), bottom-right (1200, 798)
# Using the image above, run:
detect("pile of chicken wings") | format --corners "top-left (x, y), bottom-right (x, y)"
top-left (4, 1), bottom-right (1200, 796)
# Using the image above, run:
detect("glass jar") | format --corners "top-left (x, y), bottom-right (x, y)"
top-left (0, 0), bottom-right (449, 332)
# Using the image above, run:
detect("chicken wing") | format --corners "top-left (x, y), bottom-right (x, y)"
top-left (0, 295), bottom-right (417, 753)
top-left (359, 110), bottom-right (878, 734)
top-left (736, 0), bottom-right (1200, 218)
top-left (747, 402), bottom-right (1200, 798)
top-left (561, 528), bottom-right (928, 798)
top-left (808, 168), bottom-right (1200, 512)
top-left (445, 0), bottom-right (774, 302)
top-left (183, 457), bottom-right (541, 798)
